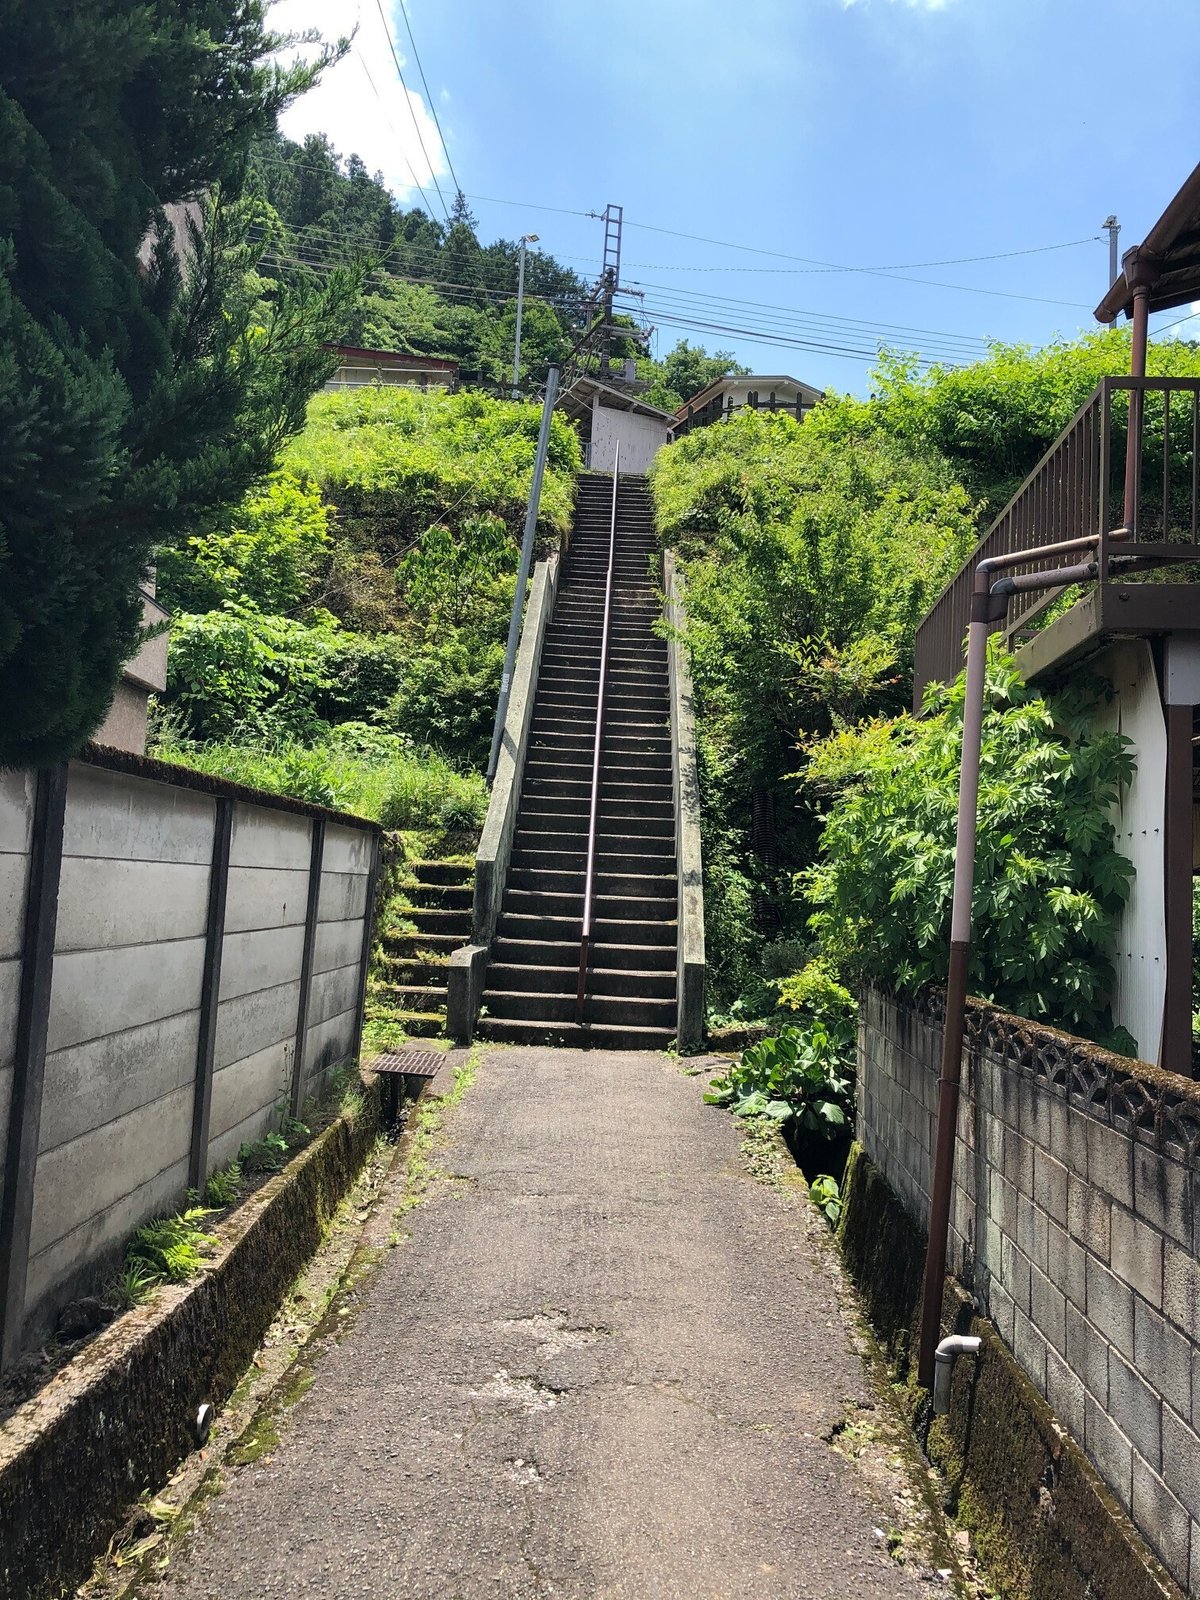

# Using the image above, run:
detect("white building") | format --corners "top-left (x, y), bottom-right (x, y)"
top-left (675, 373), bottom-right (825, 435)
top-left (558, 376), bottom-right (675, 474)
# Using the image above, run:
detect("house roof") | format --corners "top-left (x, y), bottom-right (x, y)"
top-left (1095, 159), bottom-right (1200, 322)
top-left (321, 343), bottom-right (459, 370)
top-left (675, 372), bottom-right (825, 419)
top-left (558, 375), bottom-right (677, 426)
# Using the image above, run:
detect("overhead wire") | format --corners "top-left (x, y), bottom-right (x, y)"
top-left (352, 45), bottom-right (437, 214)
top-left (370, 0), bottom-right (451, 222)
top-left (394, 0), bottom-right (461, 199)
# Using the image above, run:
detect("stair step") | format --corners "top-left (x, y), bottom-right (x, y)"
top-left (407, 907), bottom-right (474, 935)
top-left (480, 987), bottom-right (676, 1028)
top-left (475, 1017), bottom-right (674, 1051)
top-left (499, 900), bottom-right (677, 938)
top-left (507, 866), bottom-right (677, 898)
top-left (411, 860), bottom-right (473, 886)
top-left (382, 930), bottom-right (466, 957)
top-left (492, 937), bottom-right (677, 971)
top-left (401, 882), bottom-right (472, 910)
top-left (485, 963), bottom-right (676, 999)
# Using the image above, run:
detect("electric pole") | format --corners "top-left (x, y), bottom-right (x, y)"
top-left (511, 233), bottom-right (538, 399)
top-left (1103, 215), bottom-right (1121, 288)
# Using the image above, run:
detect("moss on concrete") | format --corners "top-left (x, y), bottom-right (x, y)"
top-left (838, 1140), bottom-right (1184, 1600)
top-left (0, 1081), bottom-right (384, 1600)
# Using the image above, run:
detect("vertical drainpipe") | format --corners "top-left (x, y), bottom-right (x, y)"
top-left (1120, 245), bottom-right (1159, 534)
top-left (916, 542), bottom-right (1102, 1390)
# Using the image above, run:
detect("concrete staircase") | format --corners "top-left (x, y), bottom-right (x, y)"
top-left (478, 473), bottom-right (678, 1049)
top-left (369, 860), bottom-right (472, 1038)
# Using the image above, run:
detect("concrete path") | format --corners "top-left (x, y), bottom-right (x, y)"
top-left (162, 1050), bottom-right (936, 1599)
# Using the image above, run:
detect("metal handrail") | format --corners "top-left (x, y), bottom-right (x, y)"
top-left (912, 374), bottom-right (1200, 708)
top-left (576, 443), bottom-right (620, 1023)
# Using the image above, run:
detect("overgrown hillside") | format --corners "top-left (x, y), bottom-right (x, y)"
top-left (154, 385), bottom-right (580, 840)
top-left (653, 328), bottom-right (1200, 1039)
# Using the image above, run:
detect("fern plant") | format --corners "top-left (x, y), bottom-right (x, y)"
top-left (127, 1209), bottom-right (217, 1284)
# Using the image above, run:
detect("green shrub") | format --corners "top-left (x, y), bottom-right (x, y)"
top-left (704, 1022), bottom-right (854, 1132)
top-left (806, 644), bottom-right (1135, 1042)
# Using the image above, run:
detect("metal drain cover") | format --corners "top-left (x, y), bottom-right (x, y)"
top-left (373, 1050), bottom-right (442, 1078)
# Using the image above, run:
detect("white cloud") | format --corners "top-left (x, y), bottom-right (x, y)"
top-left (269, 0), bottom-right (451, 210)
top-left (842, 0), bottom-right (955, 9)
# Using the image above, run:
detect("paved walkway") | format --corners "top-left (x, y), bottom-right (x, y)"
top-left (164, 1050), bottom-right (935, 1599)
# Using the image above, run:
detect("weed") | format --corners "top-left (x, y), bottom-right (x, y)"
top-left (809, 1173), bottom-right (843, 1227)
top-left (109, 1260), bottom-right (158, 1310)
top-left (203, 1163), bottom-right (242, 1208)
top-left (238, 1131), bottom-right (290, 1173)
top-left (127, 1209), bottom-right (217, 1284)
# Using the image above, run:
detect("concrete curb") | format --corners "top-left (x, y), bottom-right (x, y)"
top-left (0, 1079), bottom-right (384, 1600)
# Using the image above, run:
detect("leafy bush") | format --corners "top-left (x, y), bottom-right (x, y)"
top-left (157, 473), bottom-right (331, 615)
top-left (238, 1130), bottom-right (290, 1173)
top-left (806, 645), bottom-right (1135, 1042)
top-left (165, 605), bottom-right (404, 742)
top-left (284, 386), bottom-right (580, 565)
top-left (704, 1022), bottom-right (854, 1132)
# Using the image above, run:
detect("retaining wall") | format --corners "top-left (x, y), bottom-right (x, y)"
top-left (859, 987), bottom-right (1200, 1593)
top-left (0, 749), bottom-right (379, 1362)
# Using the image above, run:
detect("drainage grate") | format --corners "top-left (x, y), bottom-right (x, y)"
top-left (373, 1050), bottom-right (442, 1078)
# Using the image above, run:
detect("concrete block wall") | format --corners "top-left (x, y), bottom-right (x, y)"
top-left (0, 754), bottom-right (378, 1355)
top-left (859, 988), bottom-right (1200, 1593)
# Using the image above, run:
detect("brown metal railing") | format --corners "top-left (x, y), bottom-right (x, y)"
top-left (576, 443), bottom-right (620, 1022)
top-left (912, 375), bottom-right (1200, 708)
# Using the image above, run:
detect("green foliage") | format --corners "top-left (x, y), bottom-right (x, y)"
top-left (866, 332), bottom-right (1200, 520)
top-left (165, 605), bottom-right (404, 741)
top-left (284, 385), bottom-right (580, 566)
top-left (238, 1131), bottom-right (290, 1173)
top-left (806, 644), bottom-right (1135, 1039)
top-left (151, 726), bottom-right (487, 850)
top-left (203, 1164), bottom-right (243, 1208)
top-left (157, 473), bottom-right (331, 614)
top-left (809, 1174), bottom-right (843, 1228)
top-left (127, 1208), bottom-right (218, 1284)
top-left (0, 9), bottom-right (357, 764)
top-left (110, 1261), bottom-right (159, 1311)
top-left (704, 1021), bottom-right (854, 1133)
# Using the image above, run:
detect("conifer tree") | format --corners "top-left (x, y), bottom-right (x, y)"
top-left (0, 0), bottom-right (353, 764)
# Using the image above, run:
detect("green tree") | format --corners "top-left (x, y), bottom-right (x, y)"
top-left (0, 0), bottom-right (354, 764)
top-left (644, 340), bottom-right (749, 412)
top-left (804, 645), bottom-right (1136, 1044)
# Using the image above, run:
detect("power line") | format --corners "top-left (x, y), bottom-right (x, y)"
top-left (1150, 307), bottom-right (1200, 339)
top-left (353, 45), bottom-right (436, 215)
top-left (621, 229), bottom-right (1099, 276)
top-left (371, 0), bottom-right (451, 222)
top-left (394, 0), bottom-right (461, 199)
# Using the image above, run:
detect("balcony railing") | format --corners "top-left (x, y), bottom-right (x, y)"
top-left (912, 376), bottom-right (1200, 708)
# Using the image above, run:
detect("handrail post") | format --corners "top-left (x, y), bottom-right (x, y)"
top-left (576, 442), bottom-right (620, 1022)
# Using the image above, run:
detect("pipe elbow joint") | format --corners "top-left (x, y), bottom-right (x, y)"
top-left (932, 1335), bottom-right (982, 1415)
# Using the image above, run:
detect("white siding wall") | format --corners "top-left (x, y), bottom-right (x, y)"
top-left (590, 404), bottom-right (671, 473)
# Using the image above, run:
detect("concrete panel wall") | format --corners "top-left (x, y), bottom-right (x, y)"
top-left (859, 989), bottom-right (1200, 1593)
top-left (3, 757), bottom-right (377, 1354)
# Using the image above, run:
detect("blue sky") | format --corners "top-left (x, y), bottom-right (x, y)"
top-left (274, 0), bottom-right (1200, 396)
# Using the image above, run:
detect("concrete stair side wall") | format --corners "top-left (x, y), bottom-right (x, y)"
top-left (665, 553), bottom-right (705, 1052)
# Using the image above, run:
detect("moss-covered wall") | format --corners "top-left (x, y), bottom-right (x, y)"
top-left (0, 1083), bottom-right (382, 1600)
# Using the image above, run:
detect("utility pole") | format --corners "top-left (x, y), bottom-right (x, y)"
top-left (599, 204), bottom-right (623, 375)
top-left (1103, 215), bottom-right (1121, 288)
top-left (511, 233), bottom-right (538, 399)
